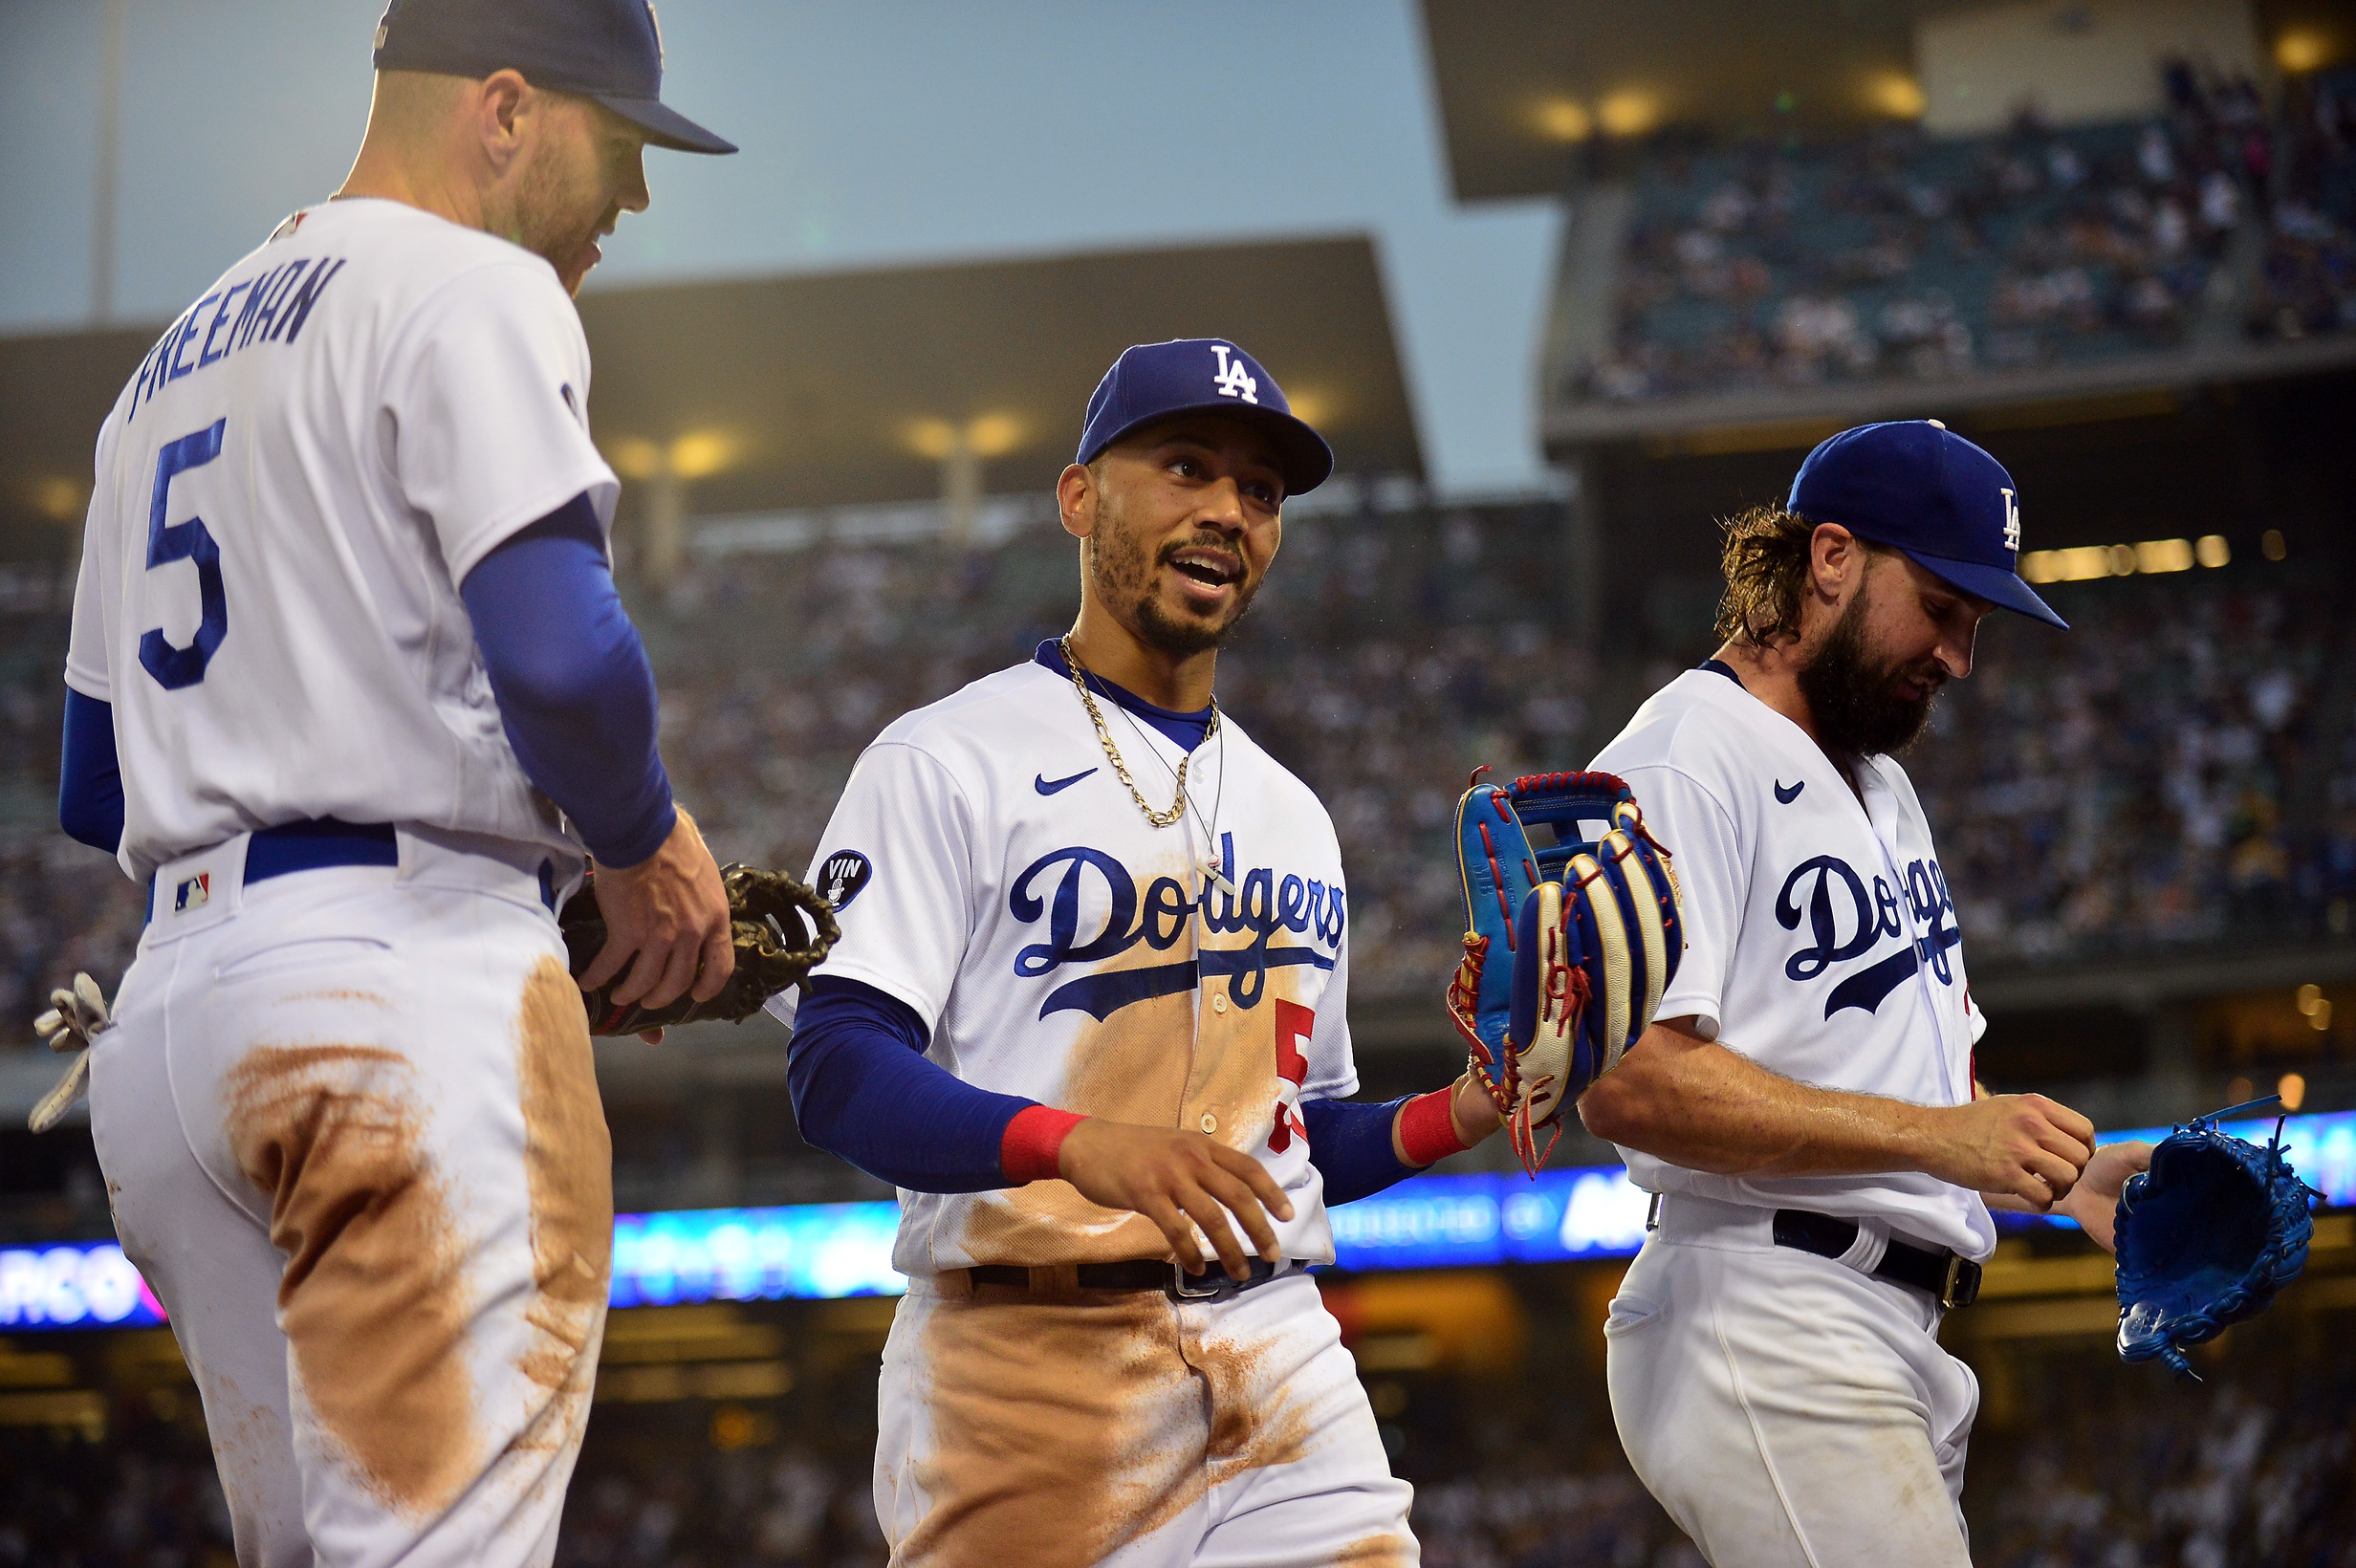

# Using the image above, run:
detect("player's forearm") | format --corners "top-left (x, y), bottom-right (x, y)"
top-left (57, 688), bottom-right (125, 855)
top-left (1578, 1019), bottom-right (1944, 1180)
top-left (460, 495), bottom-right (676, 865)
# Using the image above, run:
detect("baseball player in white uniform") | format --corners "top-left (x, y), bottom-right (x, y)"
top-left (54, 5), bottom-right (738, 1564)
top-left (771, 339), bottom-right (1503, 1567)
top-left (1578, 422), bottom-right (2153, 1566)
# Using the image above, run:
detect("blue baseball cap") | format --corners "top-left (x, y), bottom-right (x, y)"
top-left (372, 0), bottom-right (736, 155)
top-left (1077, 338), bottom-right (1335, 497)
top-left (1789, 420), bottom-right (2066, 629)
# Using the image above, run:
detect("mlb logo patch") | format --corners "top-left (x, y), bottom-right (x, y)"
top-left (174, 873), bottom-right (210, 914)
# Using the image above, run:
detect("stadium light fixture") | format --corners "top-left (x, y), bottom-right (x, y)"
top-left (2194, 534), bottom-right (2230, 568)
top-left (1864, 72), bottom-right (1927, 120)
top-left (2276, 29), bottom-right (2338, 74)
top-left (1534, 98), bottom-right (1593, 142)
top-left (1597, 88), bottom-right (1661, 139)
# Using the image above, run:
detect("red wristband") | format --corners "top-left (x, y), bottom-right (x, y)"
top-left (1001, 1105), bottom-right (1088, 1186)
top-left (1397, 1088), bottom-right (1472, 1168)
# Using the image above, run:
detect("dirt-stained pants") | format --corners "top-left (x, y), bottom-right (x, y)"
top-left (1606, 1195), bottom-right (1979, 1568)
top-left (90, 831), bottom-right (609, 1568)
top-left (875, 1270), bottom-right (1417, 1568)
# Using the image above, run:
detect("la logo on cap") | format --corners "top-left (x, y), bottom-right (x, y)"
top-left (1210, 344), bottom-right (1258, 404)
top-left (2001, 487), bottom-right (2020, 554)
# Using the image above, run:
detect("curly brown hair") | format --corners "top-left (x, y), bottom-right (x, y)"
top-left (1712, 505), bottom-right (1887, 646)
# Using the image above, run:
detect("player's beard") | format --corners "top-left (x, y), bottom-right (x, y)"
top-left (1798, 584), bottom-right (1944, 758)
top-left (1087, 502), bottom-right (1264, 660)
top-left (511, 138), bottom-right (610, 295)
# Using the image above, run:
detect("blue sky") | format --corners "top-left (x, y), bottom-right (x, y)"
top-left (0, 0), bottom-right (1562, 492)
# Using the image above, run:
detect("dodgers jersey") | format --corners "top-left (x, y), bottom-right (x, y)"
top-left (770, 659), bottom-right (1357, 1276)
top-left (1589, 666), bottom-right (1994, 1261)
top-left (66, 198), bottom-right (619, 883)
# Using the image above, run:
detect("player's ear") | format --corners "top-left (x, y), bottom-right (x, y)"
top-left (1808, 522), bottom-right (1860, 601)
top-left (475, 69), bottom-right (534, 174)
top-left (1057, 463), bottom-right (1098, 542)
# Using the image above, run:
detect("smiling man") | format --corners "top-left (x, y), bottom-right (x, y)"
top-left (774, 339), bottom-right (1499, 1566)
top-left (1576, 422), bottom-right (2152, 1566)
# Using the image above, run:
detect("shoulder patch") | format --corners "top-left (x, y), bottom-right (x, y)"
top-left (817, 850), bottom-right (873, 911)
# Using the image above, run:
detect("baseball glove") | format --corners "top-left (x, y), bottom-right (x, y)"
top-left (560, 862), bottom-right (840, 1036)
top-left (2113, 1100), bottom-right (2320, 1379)
top-left (28, 972), bottom-right (115, 1133)
top-left (1447, 770), bottom-right (1683, 1175)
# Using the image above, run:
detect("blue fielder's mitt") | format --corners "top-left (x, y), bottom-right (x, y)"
top-left (1448, 770), bottom-right (1682, 1175)
top-left (2113, 1103), bottom-right (2319, 1379)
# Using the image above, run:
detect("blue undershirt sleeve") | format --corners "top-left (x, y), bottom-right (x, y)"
top-left (58, 688), bottom-right (124, 855)
top-left (1302, 1095), bottom-right (1419, 1207)
top-left (459, 492), bottom-right (676, 867)
top-left (788, 975), bottom-right (1037, 1192)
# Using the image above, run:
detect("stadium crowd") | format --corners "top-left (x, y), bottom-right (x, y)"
top-left (2, 503), bottom-right (2349, 1047)
top-left (2, 1332), bottom-right (2349, 1566)
top-left (1578, 64), bottom-right (2356, 404)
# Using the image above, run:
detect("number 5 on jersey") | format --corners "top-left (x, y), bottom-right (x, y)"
top-left (1269, 999), bottom-right (1312, 1152)
top-left (141, 419), bottom-right (229, 690)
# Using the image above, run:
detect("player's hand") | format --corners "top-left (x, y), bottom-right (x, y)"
top-left (1056, 1119), bottom-right (1296, 1281)
top-left (1927, 1092), bottom-right (2095, 1209)
top-left (577, 808), bottom-right (733, 1014)
top-left (1449, 1070), bottom-right (1504, 1147)
top-left (2053, 1139), bottom-right (2154, 1252)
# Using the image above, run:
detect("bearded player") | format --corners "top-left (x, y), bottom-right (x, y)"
top-left (55, 3), bottom-right (736, 1563)
top-left (773, 338), bottom-right (1501, 1566)
top-left (1577, 422), bottom-right (2153, 1565)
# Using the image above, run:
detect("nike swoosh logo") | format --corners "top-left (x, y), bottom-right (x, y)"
top-left (1036, 768), bottom-right (1099, 795)
top-left (1774, 780), bottom-right (1805, 804)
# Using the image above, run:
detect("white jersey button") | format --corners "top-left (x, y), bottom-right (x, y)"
top-left (1211, 993), bottom-right (1229, 1014)
top-left (1200, 1113), bottom-right (1219, 1134)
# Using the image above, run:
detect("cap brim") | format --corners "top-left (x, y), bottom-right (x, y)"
top-left (1898, 549), bottom-right (2069, 630)
top-left (1087, 402), bottom-right (1335, 496)
top-left (594, 94), bottom-right (736, 154)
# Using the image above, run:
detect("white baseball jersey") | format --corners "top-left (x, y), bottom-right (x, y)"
top-left (770, 658), bottom-right (1357, 1276)
top-left (1589, 665), bottom-right (1993, 1261)
top-left (66, 197), bottom-right (618, 883)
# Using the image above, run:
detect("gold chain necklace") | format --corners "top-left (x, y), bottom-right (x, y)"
top-left (1058, 636), bottom-right (1218, 830)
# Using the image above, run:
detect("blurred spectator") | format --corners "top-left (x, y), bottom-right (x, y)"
top-left (1575, 65), bottom-right (2356, 406)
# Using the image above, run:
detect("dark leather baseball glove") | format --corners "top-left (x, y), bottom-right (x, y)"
top-left (561, 862), bottom-right (840, 1036)
top-left (2113, 1100), bottom-right (2319, 1378)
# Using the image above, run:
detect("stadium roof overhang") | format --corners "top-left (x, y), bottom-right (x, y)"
top-left (574, 235), bottom-right (1424, 515)
top-left (1420, 0), bottom-right (2347, 205)
top-left (0, 234), bottom-right (1422, 550)
top-left (1420, 0), bottom-right (1985, 203)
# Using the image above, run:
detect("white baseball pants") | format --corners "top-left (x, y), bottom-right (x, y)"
top-left (1605, 1195), bottom-right (1979, 1568)
top-left (89, 830), bottom-right (608, 1568)
top-left (874, 1269), bottom-right (1417, 1568)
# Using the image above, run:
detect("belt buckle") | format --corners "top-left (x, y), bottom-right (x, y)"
top-left (1168, 1263), bottom-right (1234, 1302)
top-left (1939, 1253), bottom-right (1981, 1311)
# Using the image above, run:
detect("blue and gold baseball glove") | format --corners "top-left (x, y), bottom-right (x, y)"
top-left (2113, 1101), bottom-right (2319, 1378)
top-left (1447, 770), bottom-right (1682, 1175)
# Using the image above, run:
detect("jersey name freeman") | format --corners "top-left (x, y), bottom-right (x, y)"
top-left (124, 256), bottom-right (350, 422)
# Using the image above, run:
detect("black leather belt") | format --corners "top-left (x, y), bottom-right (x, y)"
top-left (964, 1257), bottom-right (1304, 1302)
top-left (1771, 1209), bottom-right (1982, 1310)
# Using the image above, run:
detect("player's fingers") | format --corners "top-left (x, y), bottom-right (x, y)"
top-left (2030, 1118), bottom-right (2094, 1172)
top-left (2024, 1148), bottom-right (2081, 1200)
top-left (633, 934), bottom-right (703, 1012)
top-left (1207, 1143), bottom-right (1296, 1223)
top-left (578, 935), bottom-right (639, 994)
top-left (608, 937), bottom-right (682, 1008)
top-left (690, 919), bottom-right (734, 1003)
top-left (1145, 1201), bottom-right (1207, 1275)
top-left (1198, 1168), bottom-right (1281, 1263)
top-left (2040, 1097), bottom-right (2097, 1154)
top-left (1176, 1190), bottom-right (1252, 1281)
